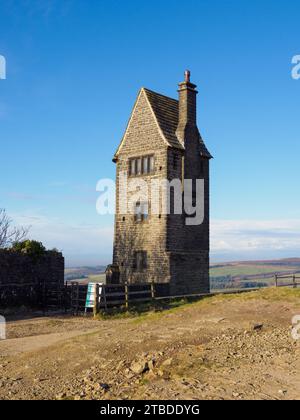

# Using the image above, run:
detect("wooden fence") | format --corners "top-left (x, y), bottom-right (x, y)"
top-left (65, 281), bottom-right (170, 315)
top-left (0, 280), bottom-right (168, 314)
top-left (1, 276), bottom-right (299, 314)
top-left (92, 282), bottom-right (156, 315)
top-left (275, 274), bottom-right (300, 288)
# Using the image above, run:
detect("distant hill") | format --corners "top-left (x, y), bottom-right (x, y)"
top-left (210, 258), bottom-right (300, 290)
top-left (65, 266), bottom-right (106, 283)
top-left (65, 258), bottom-right (300, 289)
top-left (211, 258), bottom-right (300, 267)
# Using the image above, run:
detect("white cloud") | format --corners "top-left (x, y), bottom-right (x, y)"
top-left (12, 212), bottom-right (113, 266)
top-left (211, 219), bottom-right (300, 254)
top-left (9, 212), bottom-right (300, 266)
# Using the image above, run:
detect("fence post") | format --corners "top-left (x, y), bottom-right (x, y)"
top-left (94, 284), bottom-right (99, 317)
top-left (64, 283), bottom-right (68, 313)
top-left (293, 275), bottom-right (296, 289)
top-left (151, 281), bottom-right (155, 301)
top-left (76, 283), bottom-right (80, 316)
top-left (125, 282), bottom-right (129, 310)
top-left (275, 275), bottom-right (278, 288)
top-left (103, 285), bottom-right (108, 311)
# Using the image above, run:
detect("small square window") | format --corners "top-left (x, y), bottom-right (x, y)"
top-left (134, 251), bottom-right (148, 271)
top-left (134, 201), bottom-right (142, 222)
top-left (134, 201), bottom-right (149, 222)
top-left (142, 202), bottom-right (149, 221)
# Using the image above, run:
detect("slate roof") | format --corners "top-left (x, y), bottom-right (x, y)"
top-left (144, 88), bottom-right (212, 158)
top-left (143, 88), bottom-right (183, 150)
top-left (114, 87), bottom-right (212, 159)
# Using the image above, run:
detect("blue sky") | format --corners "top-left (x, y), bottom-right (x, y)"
top-left (0, 0), bottom-right (300, 266)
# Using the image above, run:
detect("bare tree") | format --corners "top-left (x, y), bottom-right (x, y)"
top-left (0, 209), bottom-right (30, 249)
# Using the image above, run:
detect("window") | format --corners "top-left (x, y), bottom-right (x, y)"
top-left (149, 156), bottom-right (155, 173)
top-left (143, 156), bottom-right (149, 174)
top-left (130, 159), bottom-right (136, 176)
top-left (142, 202), bottom-right (149, 221)
top-left (129, 155), bottom-right (155, 176)
top-left (137, 158), bottom-right (142, 175)
top-left (134, 201), bottom-right (149, 222)
top-left (134, 251), bottom-right (148, 271)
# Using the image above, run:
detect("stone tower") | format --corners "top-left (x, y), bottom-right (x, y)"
top-left (111, 72), bottom-right (212, 295)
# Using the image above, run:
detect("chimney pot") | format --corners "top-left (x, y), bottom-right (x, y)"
top-left (176, 71), bottom-right (198, 144)
top-left (185, 70), bottom-right (191, 83)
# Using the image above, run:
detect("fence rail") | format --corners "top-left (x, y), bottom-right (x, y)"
top-left (88, 276), bottom-right (300, 315)
top-left (65, 281), bottom-right (166, 315)
top-left (275, 274), bottom-right (300, 288)
top-left (92, 283), bottom-right (155, 314)
top-left (1, 274), bottom-right (299, 314)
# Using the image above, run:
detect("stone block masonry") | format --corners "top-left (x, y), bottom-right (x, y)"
top-left (111, 71), bottom-right (212, 295)
top-left (0, 250), bottom-right (64, 307)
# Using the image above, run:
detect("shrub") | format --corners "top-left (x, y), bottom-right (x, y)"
top-left (11, 240), bottom-right (46, 258)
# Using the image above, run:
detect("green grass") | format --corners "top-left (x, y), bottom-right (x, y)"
top-left (88, 274), bottom-right (106, 283)
top-left (210, 264), bottom-right (300, 277)
top-left (95, 298), bottom-right (192, 322)
top-left (201, 287), bottom-right (300, 305)
top-left (65, 274), bottom-right (106, 284)
top-left (232, 286), bottom-right (300, 302)
top-left (94, 287), bottom-right (300, 323)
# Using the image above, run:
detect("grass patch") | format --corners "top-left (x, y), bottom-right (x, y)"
top-left (201, 287), bottom-right (300, 305)
top-left (95, 298), bottom-right (193, 322)
top-left (210, 264), bottom-right (300, 277)
top-left (94, 287), bottom-right (300, 323)
top-left (170, 357), bottom-right (214, 379)
top-left (131, 300), bottom-right (191, 324)
top-left (139, 378), bottom-right (150, 386)
top-left (234, 286), bottom-right (300, 302)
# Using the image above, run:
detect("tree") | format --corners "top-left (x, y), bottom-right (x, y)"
top-left (11, 240), bottom-right (46, 257)
top-left (0, 209), bottom-right (30, 249)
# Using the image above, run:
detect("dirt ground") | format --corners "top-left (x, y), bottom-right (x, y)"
top-left (0, 288), bottom-right (299, 400)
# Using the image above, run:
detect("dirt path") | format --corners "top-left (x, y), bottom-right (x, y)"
top-left (0, 329), bottom-right (101, 357)
top-left (0, 288), bottom-right (299, 400)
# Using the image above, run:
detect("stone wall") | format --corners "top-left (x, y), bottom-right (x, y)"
top-left (166, 133), bottom-right (210, 295)
top-left (0, 250), bottom-right (65, 289)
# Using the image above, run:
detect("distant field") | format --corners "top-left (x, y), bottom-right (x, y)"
top-left (65, 259), bottom-right (300, 289)
top-left (88, 274), bottom-right (106, 282)
top-left (65, 266), bottom-right (106, 284)
top-left (210, 259), bottom-right (300, 290)
top-left (210, 264), bottom-right (300, 277)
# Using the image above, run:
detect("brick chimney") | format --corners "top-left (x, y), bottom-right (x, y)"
top-left (176, 70), bottom-right (198, 145)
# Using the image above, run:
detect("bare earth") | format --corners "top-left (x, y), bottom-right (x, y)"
top-left (0, 288), bottom-right (299, 400)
